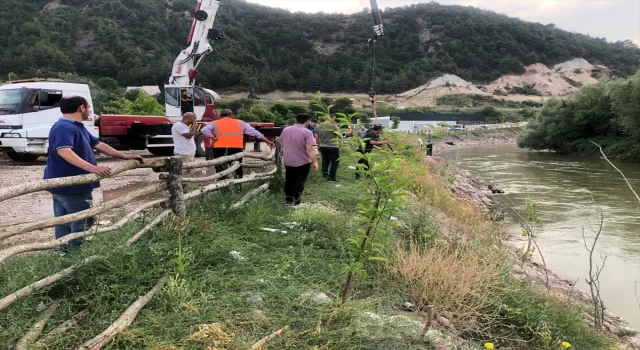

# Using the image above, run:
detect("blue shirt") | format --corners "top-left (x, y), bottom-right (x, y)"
top-left (306, 124), bottom-right (316, 134)
top-left (44, 118), bottom-right (100, 195)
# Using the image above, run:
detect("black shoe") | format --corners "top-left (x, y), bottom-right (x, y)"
top-left (328, 178), bottom-right (341, 182)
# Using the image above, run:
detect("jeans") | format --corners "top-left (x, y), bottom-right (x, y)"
top-left (319, 147), bottom-right (340, 180)
top-left (52, 193), bottom-right (94, 254)
top-left (284, 163), bottom-right (311, 205)
top-left (213, 148), bottom-right (244, 178)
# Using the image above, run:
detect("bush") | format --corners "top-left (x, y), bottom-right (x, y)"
top-left (390, 243), bottom-right (503, 323)
top-left (104, 90), bottom-right (164, 115)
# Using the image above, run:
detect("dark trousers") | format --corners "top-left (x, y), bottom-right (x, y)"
top-left (52, 193), bottom-right (93, 254)
top-left (284, 163), bottom-right (311, 205)
top-left (426, 144), bottom-right (433, 156)
top-left (355, 150), bottom-right (371, 179)
top-left (319, 147), bottom-right (340, 180)
top-left (213, 148), bottom-right (244, 178)
top-left (205, 148), bottom-right (214, 161)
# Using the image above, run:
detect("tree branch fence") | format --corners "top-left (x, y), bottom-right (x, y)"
top-left (0, 146), bottom-right (280, 348)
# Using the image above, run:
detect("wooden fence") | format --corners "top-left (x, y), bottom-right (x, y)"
top-left (0, 147), bottom-right (278, 349)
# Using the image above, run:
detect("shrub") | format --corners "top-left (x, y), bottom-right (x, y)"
top-left (390, 243), bottom-right (503, 323)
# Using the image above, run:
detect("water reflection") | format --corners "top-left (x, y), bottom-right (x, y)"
top-left (446, 144), bottom-right (640, 328)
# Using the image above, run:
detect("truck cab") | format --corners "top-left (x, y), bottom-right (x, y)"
top-left (0, 81), bottom-right (99, 161)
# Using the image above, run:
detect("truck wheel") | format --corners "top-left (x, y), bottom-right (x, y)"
top-left (194, 134), bottom-right (206, 158)
top-left (147, 147), bottom-right (174, 156)
top-left (6, 151), bottom-right (40, 162)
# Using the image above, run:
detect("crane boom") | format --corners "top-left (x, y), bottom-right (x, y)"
top-left (369, 0), bottom-right (385, 43)
top-left (169, 0), bottom-right (223, 86)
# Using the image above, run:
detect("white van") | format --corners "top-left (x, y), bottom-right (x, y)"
top-left (0, 81), bottom-right (99, 161)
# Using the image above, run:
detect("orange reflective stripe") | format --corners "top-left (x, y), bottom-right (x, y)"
top-left (212, 118), bottom-right (244, 148)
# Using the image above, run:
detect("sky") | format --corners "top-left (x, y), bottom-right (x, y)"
top-left (246, 0), bottom-right (640, 46)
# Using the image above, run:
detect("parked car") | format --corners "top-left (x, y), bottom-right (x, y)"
top-left (448, 124), bottom-right (465, 131)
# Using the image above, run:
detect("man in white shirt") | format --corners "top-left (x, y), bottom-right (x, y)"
top-left (417, 137), bottom-right (423, 149)
top-left (171, 112), bottom-right (199, 165)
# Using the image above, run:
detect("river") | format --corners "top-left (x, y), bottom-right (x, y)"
top-left (444, 144), bottom-right (640, 329)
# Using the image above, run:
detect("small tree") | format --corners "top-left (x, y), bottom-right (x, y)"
top-left (391, 116), bottom-right (401, 129)
top-left (104, 90), bottom-right (164, 116)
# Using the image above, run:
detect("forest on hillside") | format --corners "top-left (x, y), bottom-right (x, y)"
top-left (1, 0), bottom-right (639, 94)
top-left (518, 71), bottom-right (640, 162)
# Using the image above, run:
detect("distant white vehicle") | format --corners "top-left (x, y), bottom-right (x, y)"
top-left (448, 124), bottom-right (465, 131)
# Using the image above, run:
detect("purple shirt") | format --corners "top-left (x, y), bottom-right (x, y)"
top-left (281, 124), bottom-right (316, 167)
top-left (201, 118), bottom-right (264, 139)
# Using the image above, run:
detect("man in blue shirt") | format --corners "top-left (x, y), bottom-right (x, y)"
top-left (44, 96), bottom-right (143, 254)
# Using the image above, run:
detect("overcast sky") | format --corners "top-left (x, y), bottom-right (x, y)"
top-left (247, 0), bottom-right (640, 45)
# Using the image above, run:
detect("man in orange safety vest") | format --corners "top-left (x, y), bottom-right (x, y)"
top-left (201, 109), bottom-right (274, 178)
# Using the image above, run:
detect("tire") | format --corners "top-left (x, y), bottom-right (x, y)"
top-left (147, 147), bottom-right (174, 156)
top-left (194, 133), bottom-right (205, 158)
top-left (6, 151), bottom-right (39, 162)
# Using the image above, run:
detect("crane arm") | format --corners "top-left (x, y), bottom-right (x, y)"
top-left (169, 0), bottom-right (223, 86)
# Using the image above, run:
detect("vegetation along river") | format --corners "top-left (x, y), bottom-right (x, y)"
top-left (445, 144), bottom-right (640, 329)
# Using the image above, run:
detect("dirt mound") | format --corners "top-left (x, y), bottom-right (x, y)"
top-left (484, 59), bottom-right (601, 97)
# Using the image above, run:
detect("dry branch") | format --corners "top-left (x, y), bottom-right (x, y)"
top-left (0, 256), bottom-right (101, 311)
top-left (0, 159), bottom-right (167, 203)
top-left (422, 305), bottom-right (435, 335)
top-left (126, 210), bottom-right (172, 245)
top-left (181, 161), bottom-right (241, 183)
top-left (14, 300), bottom-right (61, 350)
top-left (0, 183), bottom-right (168, 240)
top-left (242, 161), bottom-right (275, 169)
top-left (591, 141), bottom-right (640, 206)
top-left (0, 198), bottom-right (167, 263)
top-left (183, 168), bottom-right (276, 202)
top-left (232, 183), bottom-right (269, 208)
top-left (77, 275), bottom-right (169, 350)
top-left (35, 309), bottom-right (89, 346)
top-left (250, 326), bottom-right (288, 350)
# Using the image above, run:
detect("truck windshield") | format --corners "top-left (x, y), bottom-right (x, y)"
top-left (0, 89), bottom-right (26, 115)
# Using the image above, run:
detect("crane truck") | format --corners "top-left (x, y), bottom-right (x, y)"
top-left (0, 0), bottom-right (385, 162)
top-left (0, 0), bottom-right (278, 161)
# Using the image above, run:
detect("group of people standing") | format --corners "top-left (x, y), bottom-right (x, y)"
top-left (44, 96), bottom-right (390, 254)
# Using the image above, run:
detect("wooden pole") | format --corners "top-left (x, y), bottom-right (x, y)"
top-left (0, 159), bottom-right (167, 203)
top-left (14, 300), bottom-right (61, 349)
top-left (0, 197), bottom-right (168, 263)
top-left (0, 183), bottom-right (168, 240)
top-left (232, 183), bottom-right (269, 209)
top-left (35, 309), bottom-right (89, 346)
top-left (77, 275), bottom-right (169, 350)
top-left (167, 157), bottom-right (186, 217)
top-left (0, 256), bottom-right (101, 311)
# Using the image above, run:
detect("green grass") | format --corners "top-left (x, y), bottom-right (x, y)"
top-left (0, 152), bottom-right (614, 349)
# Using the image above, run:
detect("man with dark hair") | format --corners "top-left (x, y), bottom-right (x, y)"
top-left (201, 109), bottom-right (274, 178)
top-left (356, 124), bottom-right (389, 179)
top-left (171, 112), bottom-right (199, 163)
top-left (280, 113), bottom-right (318, 205)
top-left (45, 96), bottom-right (143, 254)
top-left (316, 114), bottom-right (341, 181)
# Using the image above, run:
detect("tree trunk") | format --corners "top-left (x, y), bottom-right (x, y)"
top-left (168, 157), bottom-right (186, 217)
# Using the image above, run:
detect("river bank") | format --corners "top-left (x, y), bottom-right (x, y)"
top-left (433, 129), bottom-right (521, 154)
top-left (447, 146), bottom-right (640, 349)
top-left (0, 134), bottom-right (631, 349)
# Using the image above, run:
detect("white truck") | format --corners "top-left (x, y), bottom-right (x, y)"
top-left (0, 82), bottom-right (99, 161)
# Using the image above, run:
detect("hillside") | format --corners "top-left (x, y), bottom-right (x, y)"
top-left (1, 0), bottom-right (639, 94)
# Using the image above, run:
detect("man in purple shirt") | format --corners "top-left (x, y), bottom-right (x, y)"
top-left (201, 109), bottom-right (274, 178)
top-left (280, 113), bottom-right (318, 205)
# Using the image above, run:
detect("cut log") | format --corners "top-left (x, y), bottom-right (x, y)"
top-left (14, 300), bottom-right (61, 350)
top-left (35, 309), bottom-right (89, 346)
top-left (0, 183), bottom-right (168, 240)
top-left (0, 198), bottom-right (167, 263)
top-left (232, 183), bottom-right (269, 209)
top-left (167, 157), bottom-right (186, 217)
top-left (250, 326), bottom-right (288, 350)
top-left (180, 149), bottom-right (275, 170)
top-left (0, 256), bottom-right (101, 311)
top-left (77, 275), bottom-right (169, 350)
top-left (182, 168), bottom-right (276, 202)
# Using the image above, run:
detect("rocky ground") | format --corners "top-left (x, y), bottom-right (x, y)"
top-left (448, 159), bottom-right (640, 349)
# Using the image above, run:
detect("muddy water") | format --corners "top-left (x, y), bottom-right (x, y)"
top-left (445, 144), bottom-right (640, 328)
